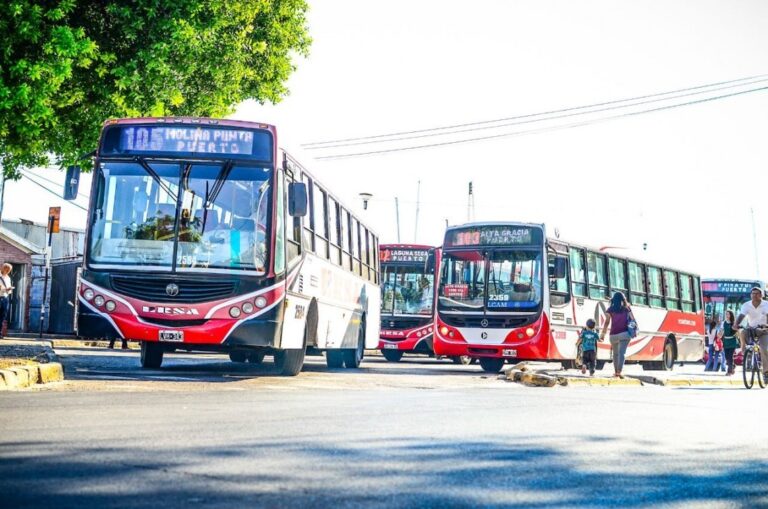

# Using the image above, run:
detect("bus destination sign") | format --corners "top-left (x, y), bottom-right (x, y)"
top-left (701, 281), bottom-right (762, 294)
top-left (380, 248), bottom-right (429, 264)
top-left (121, 126), bottom-right (254, 155)
top-left (446, 225), bottom-right (542, 248)
top-left (101, 125), bottom-right (273, 160)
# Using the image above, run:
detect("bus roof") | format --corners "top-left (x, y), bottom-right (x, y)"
top-left (102, 117), bottom-right (277, 134)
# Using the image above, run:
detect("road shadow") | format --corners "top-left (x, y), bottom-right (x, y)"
top-left (1, 435), bottom-right (766, 508)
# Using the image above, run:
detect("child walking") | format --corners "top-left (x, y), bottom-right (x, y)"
top-left (577, 319), bottom-right (600, 376)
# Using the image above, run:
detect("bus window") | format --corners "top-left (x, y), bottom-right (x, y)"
top-left (548, 253), bottom-right (570, 306)
top-left (628, 261), bottom-right (648, 306)
top-left (340, 208), bottom-right (351, 269)
top-left (647, 266), bottom-right (664, 308)
top-left (680, 274), bottom-right (694, 312)
top-left (328, 198), bottom-right (341, 265)
top-left (693, 276), bottom-right (701, 312)
top-left (608, 257), bottom-right (627, 294)
top-left (569, 248), bottom-right (587, 297)
top-left (664, 270), bottom-right (680, 310)
top-left (586, 252), bottom-right (608, 300)
top-left (351, 218), bottom-right (361, 275)
top-left (313, 186), bottom-right (328, 259)
top-left (302, 175), bottom-right (315, 252)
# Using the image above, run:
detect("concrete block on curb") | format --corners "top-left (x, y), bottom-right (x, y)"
top-left (0, 369), bottom-right (20, 389)
top-left (38, 363), bottom-right (64, 384)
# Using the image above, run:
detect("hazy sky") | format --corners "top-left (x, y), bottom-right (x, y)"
top-left (6, 0), bottom-right (768, 280)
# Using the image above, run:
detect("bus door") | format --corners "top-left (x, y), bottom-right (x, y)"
top-left (548, 241), bottom-right (574, 358)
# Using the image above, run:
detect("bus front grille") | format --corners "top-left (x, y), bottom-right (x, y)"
top-left (111, 275), bottom-right (237, 303)
top-left (440, 315), bottom-right (534, 329)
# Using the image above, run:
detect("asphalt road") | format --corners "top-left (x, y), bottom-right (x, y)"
top-left (2, 349), bottom-right (767, 508)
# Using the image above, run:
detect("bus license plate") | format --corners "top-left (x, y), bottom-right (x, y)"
top-left (502, 349), bottom-right (517, 357)
top-left (383, 343), bottom-right (399, 349)
top-left (159, 330), bottom-right (184, 342)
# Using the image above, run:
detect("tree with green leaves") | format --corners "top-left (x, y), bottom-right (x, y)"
top-left (0, 0), bottom-right (311, 178)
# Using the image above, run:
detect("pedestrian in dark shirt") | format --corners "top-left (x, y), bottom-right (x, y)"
top-left (600, 292), bottom-right (636, 379)
top-left (577, 319), bottom-right (600, 376)
top-left (721, 310), bottom-right (739, 376)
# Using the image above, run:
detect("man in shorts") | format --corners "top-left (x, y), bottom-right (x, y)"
top-left (735, 287), bottom-right (768, 383)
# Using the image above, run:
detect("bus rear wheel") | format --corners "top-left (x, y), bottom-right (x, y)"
top-left (382, 349), bottom-right (403, 362)
top-left (479, 357), bottom-right (505, 373)
top-left (275, 347), bottom-right (305, 376)
top-left (662, 341), bottom-right (676, 371)
top-left (343, 328), bottom-right (365, 369)
top-left (140, 342), bottom-right (164, 369)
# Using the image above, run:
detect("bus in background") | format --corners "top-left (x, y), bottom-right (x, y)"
top-left (433, 222), bottom-right (705, 373)
top-left (378, 244), bottom-right (437, 361)
top-left (70, 117), bottom-right (380, 375)
top-left (702, 279), bottom-right (766, 324)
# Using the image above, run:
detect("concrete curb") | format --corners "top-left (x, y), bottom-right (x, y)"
top-left (560, 375), bottom-right (643, 387)
top-left (628, 374), bottom-right (744, 387)
top-left (50, 339), bottom-right (140, 350)
top-left (0, 362), bottom-right (64, 390)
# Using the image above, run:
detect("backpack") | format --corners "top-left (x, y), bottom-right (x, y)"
top-left (626, 309), bottom-right (638, 339)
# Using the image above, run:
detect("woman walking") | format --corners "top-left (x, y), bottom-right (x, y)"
top-left (600, 292), bottom-right (636, 378)
top-left (704, 315), bottom-right (720, 372)
top-left (721, 310), bottom-right (739, 375)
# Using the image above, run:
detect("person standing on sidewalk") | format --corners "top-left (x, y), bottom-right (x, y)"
top-left (721, 310), bottom-right (739, 375)
top-left (735, 287), bottom-right (768, 384)
top-left (0, 263), bottom-right (14, 338)
top-left (704, 315), bottom-right (720, 372)
top-left (600, 292), bottom-right (635, 379)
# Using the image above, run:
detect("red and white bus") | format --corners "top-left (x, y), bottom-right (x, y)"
top-left (378, 244), bottom-right (438, 361)
top-left (70, 118), bottom-right (380, 374)
top-left (433, 222), bottom-right (705, 373)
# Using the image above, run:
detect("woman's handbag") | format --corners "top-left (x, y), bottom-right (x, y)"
top-left (627, 310), bottom-right (638, 339)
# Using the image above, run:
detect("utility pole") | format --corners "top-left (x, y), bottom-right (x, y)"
top-left (395, 197), bottom-right (401, 243)
top-left (751, 207), bottom-right (761, 280)
top-left (414, 180), bottom-right (421, 242)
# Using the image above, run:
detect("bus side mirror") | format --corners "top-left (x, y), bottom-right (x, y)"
top-left (425, 249), bottom-right (436, 275)
top-left (64, 165), bottom-right (80, 200)
top-left (552, 257), bottom-right (567, 279)
top-left (288, 182), bottom-right (308, 217)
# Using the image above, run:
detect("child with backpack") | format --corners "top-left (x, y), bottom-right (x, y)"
top-left (577, 319), bottom-right (600, 376)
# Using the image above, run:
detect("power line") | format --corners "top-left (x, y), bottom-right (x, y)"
top-left (316, 85), bottom-right (768, 160)
top-left (20, 173), bottom-right (88, 211)
top-left (302, 73), bottom-right (768, 148)
top-left (306, 76), bottom-right (768, 150)
top-left (21, 169), bottom-right (90, 201)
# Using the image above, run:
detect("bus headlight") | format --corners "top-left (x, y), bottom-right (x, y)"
top-left (440, 326), bottom-right (449, 336)
top-left (254, 296), bottom-right (267, 308)
top-left (241, 302), bottom-right (254, 314)
top-left (84, 289), bottom-right (95, 300)
top-left (526, 327), bottom-right (535, 337)
top-left (94, 295), bottom-right (105, 307)
top-left (229, 307), bottom-right (242, 318)
top-left (105, 301), bottom-right (116, 312)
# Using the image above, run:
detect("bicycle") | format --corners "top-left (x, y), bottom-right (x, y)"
top-left (741, 326), bottom-right (768, 389)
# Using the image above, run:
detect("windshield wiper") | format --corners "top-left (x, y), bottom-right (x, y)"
top-left (134, 156), bottom-right (177, 202)
top-left (204, 159), bottom-right (235, 210)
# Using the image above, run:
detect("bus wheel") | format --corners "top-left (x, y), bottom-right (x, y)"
top-left (140, 342), bottom-right (163, 369)
top-left (229, 351), bottom-right (248, 363)
top-left (479, 358), bottom-right (505, 373)
top-left (382, 349), bottom-right (404, 362)
top-left (662, 341), bottom-right (676, 371)
top-left (326, 350), bottom-right (344, 368)
top-left (248, 351), bottom-right (266, 365)
top-left (275, 347), bottom-right (305, 376)
top-left (343, 328), bottom-right (365, 369)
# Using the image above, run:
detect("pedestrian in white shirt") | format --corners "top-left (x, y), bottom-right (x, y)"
top-left (735, 287), bottom-right (768, 383)
top-left (0, 263), bottom-right (14, 338)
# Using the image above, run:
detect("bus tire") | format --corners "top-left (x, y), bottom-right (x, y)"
top-left (326, 350), bottom-right (344, 368)
top-left (382, 349), bottom-right (404, 362)
top-left (275, 347), bottom-right (305, 376)
top-left (343, 324), bottom-right (365, 369)
top-left (229, 351), bottom-right (248, 363)
top-left (662, 340), bottom-right (676, 371)
top-left (140, 342), bottom-right (163, 369)
top-left (479, 357), bottom-right (505, 373)
top-left (247, 350), bottom-right (266, 364)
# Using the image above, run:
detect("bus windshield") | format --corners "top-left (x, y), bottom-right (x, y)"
top-left (381, 266), bottom-right (434, 315)
top-left (438, 249), bottom-right (543, 312)
top-left (88, 160), bottom-right (272, 273)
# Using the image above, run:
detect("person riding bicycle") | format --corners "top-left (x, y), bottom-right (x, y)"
top-left (735, 286), bottom-right (768, 383)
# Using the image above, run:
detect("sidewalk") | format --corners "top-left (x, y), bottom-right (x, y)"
top-left (0, 339), bottom-right (65, 390)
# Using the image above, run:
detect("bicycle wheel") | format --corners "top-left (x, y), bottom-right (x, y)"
top-left (743, 348), bottom-right (755, 389)
top-left (757, 350), bottom-right (766, 389)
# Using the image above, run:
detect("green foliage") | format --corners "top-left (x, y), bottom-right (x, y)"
top-left (0, 0), bottom-right (311, 178)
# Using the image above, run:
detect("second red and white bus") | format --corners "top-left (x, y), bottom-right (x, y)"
top-left (378, 244), bottom-right (438, 361)
top-left (433, 222), bottom-right (705, 373)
